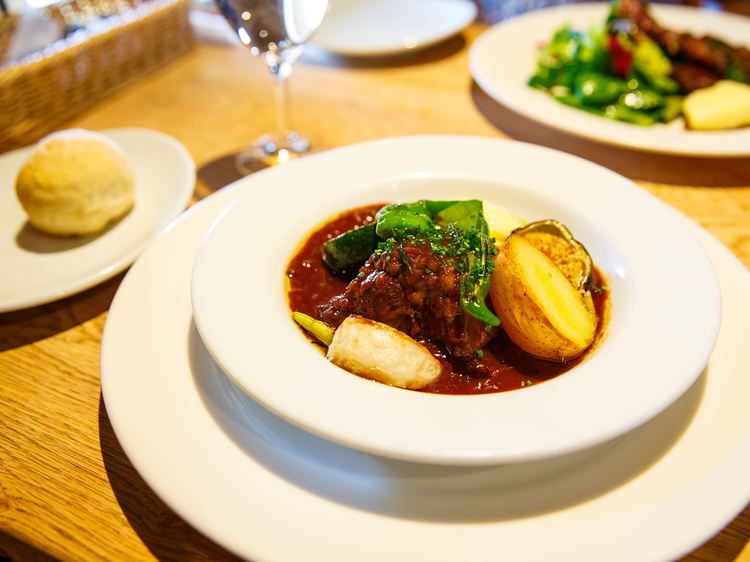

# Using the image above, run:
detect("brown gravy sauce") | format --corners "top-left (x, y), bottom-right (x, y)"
top-left (286, 204), bottom-right (609, 395)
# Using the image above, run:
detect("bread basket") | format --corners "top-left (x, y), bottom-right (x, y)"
top-left (0, 0), bottom-right (193, 154)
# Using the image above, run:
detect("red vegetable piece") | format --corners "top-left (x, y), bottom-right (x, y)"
top-left (608, 35), bottom-right (634, 78)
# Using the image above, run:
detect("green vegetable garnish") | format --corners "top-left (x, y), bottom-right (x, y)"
top-left (527, 2), bottom-right (685, 126)
top-left (320, 200), bottom-right (500, 326)
top-left (292, 311), bottom-right (335, 346)
top-left (321, 223), bottom-right (378, 272)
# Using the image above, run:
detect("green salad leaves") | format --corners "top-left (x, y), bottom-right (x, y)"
top-left (528, 5), bottom-right (683, 126)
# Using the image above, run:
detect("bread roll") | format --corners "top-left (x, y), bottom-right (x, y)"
top-left (15, 129), bottom-right (135, 236)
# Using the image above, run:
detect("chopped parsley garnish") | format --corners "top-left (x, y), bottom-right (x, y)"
top-left (322, 200), bottom-right (501, 326)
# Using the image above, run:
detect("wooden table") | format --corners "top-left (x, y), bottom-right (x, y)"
top-left (2, 15), bottom-right (750, 562)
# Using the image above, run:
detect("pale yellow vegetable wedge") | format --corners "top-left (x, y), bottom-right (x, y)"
top-left (683, 80), bottom-right (750, 130)
top-left (490, 233), bottom-right (598, 361)
top-left (483, 201), bottom-right (526, 244)
top-left (327, 315), bottom-right (442, 389)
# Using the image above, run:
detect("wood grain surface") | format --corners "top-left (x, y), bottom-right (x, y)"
top-left (2, 14), bottom-right (750, 562)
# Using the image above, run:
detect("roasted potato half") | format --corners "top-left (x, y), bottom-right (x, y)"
top-left (490, 233), bottom-right (598, 361)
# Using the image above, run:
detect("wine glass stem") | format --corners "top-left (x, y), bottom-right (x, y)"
top-left (271, 63), bottom-right (291, 134)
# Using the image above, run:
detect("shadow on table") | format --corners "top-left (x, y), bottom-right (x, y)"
top-left (471, 82), bottom-right (750, 188)
top-left (196, 145), bottom-right (326, 197)
top-left (0, 531), bottom-right (59, 562)
top-left (0, 272), bottom-right (125, 352)
top-left (195, 153), bottom-right (260, 198)
top-left (98, 395), bottom-right (242, 562)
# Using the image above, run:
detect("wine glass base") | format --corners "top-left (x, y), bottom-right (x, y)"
top-left (235, 131), bottom-right (311, 173)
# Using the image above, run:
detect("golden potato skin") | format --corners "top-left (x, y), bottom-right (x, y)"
top-left (490, 233), bottom-right (597, 362)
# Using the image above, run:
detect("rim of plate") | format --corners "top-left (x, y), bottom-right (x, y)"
top-left (190, 135), bottom-right (721, 465)
top-left (468, 3), bottom-right (750, 157)
top-left (311, 0), bottom-right (477, 56)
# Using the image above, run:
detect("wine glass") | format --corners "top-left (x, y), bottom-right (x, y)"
top-left (215, 0), bottom-right (329, 172)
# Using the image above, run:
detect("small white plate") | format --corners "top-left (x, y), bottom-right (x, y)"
top-left (191, 135), bottom-right (721, 465)
top-left (102, 167), bottom-right (750, 562)
top-left (469, 3), bottom-right (750, 156)
top-left (0, 128), bottom-right (195, 313)
top-left (311, 0), bottom-right (477, 56)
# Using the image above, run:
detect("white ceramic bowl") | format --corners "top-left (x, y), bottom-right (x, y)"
top-left (191, 135), bottom-right (721, 465)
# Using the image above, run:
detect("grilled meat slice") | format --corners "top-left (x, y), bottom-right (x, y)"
top-left (613, 0), bottom-right (748, 92)
top-left (670, 60), bottom-right (721, 91)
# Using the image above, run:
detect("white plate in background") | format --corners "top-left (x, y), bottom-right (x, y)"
top-left (191, 136), bottom-right (720, 465)
top-left (102, 162), bottom-right (750, 562)
top-left (469, 3), bottom-right (750, 156)
top-left (0, 128), bottom-right (195, 313)
top-left (312, 0), bottom-right (477, 56)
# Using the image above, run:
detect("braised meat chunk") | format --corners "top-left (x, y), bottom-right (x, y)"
top-left (320, 237), bottom-right (496, 357)
top-left (613, 0), bottom-right (749, 92)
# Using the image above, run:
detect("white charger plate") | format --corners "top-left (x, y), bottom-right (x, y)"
top-left (469, 3), bottom-right (750, 156)
top-left (0, 128), bottom-right (195, 313)
top-left (101, 164), bottom-right (750, 562)
top-left (311, 0), bottom-right (477, 56)
top-left (191, 136), bottom-right (721, 465)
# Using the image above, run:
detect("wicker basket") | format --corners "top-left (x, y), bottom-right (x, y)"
top-left (0, 0), bottom-right (194, 154)
top-left (0, 14), bottom-right (19, 63)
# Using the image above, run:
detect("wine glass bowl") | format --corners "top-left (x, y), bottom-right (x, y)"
top-left (215, 0), bottom-right (329, 171)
